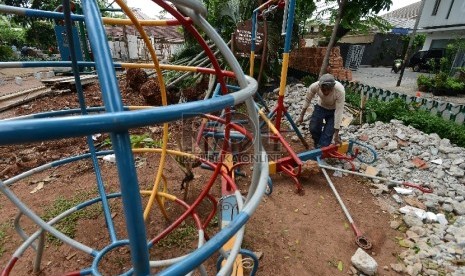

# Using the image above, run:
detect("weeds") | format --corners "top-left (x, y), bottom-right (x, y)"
top-left (0, 223), bottom-right (8, 257)
top-left (156, 222), bottom-right (197, 249)
top-left (41, 191), bottom-right (101, 245)
top-left (102, 133), bottom-right (162, 149)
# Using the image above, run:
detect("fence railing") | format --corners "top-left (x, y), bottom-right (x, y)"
top-left (342, 81), bottom-right (465, 125)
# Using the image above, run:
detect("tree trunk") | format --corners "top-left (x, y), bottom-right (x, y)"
top-left (319, 0), bottom-right (346, 77)
top-left (396, 0), bottom-right (425, 86)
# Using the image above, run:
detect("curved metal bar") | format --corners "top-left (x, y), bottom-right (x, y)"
top-left (0, 81), bottom-right (256, 145)
top-left (216, 249), bottom-right (259, 276)
top-left (169, 0), bottom-right (208, 17)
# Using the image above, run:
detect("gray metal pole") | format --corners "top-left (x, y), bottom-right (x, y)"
top-left (397, 0), bottom-right (425, 87)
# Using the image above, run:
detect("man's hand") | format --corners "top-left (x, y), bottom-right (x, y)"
top-left (296, 116), bottom-right (303, 125)
top-left (333, 129), bottom-right (341, 145)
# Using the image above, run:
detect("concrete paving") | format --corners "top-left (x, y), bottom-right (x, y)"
top-left (351, 66), bottom-right (465, 105)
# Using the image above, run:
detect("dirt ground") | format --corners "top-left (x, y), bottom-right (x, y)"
top-left (0, 74), bottom-right (402, 275)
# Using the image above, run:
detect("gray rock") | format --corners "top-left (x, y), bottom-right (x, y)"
top-left (386, 153), bottom-right (401, 164)
top-left (442, 203), bottom-right (454, 212)
top-left (453, 201), bottom-right (465, 215)
top-left (390, 220), bottom-right (402, 229)
top-left (405, 262), bottom-right (422, 276)
top-left (386, 140), bottom-right (398, 151)
top-left (351, 248), bottom-right (378, 276)
top-left (403, 213), bottom-right (424, 227)
top-left (448, 166), bottom-right (465, 177)
top-left (390, 263), bottom-right (404, 272)
top-left (437, 213), bottom-right (448, 225)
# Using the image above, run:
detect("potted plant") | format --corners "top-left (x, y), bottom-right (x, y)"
top-left (445, 77), bottom-right (464, 96)
top-left (432, 72), bottom-right (448, 96)
top-left (417, 75), bottom-right (432, 92)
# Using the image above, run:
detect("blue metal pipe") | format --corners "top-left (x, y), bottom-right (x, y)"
top-left (0, 4), bottom-right (84, 21)
top-left (283, 0), bottom-right (296, 52)
top-left (251, 11), bottom-right (258, 52)
top-left (82, 0), bottom-right (150, 274)
top-left (63, 0), bottom-right (117, 244)
top-left (0, 96), bottom-right (236, 145)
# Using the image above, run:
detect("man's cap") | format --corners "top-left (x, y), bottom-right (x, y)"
top-left (319, 73), bottom-right (336, 87)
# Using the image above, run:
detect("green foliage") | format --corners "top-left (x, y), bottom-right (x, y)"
top-left (0, 223), bottom-right (7, 257)
top-left (0, 45), bottom-right (14, 61)
top-left (413, 34), bottom-right (426, 50)
top-left (103, 133), bottom-right (161, 149)
top-left (294, 0), bottom-right (317, 37)
top-left (417, 75), bottom-right (432, 87)
top-left (155, 222), bottom-right (197, 249)
top-left (445, 77), bottom-right (465, 92)
top-left (0, 18), bottom-right (26, 46)
top-left (345, 89), bottom-right (465, 147)
top-left (301, 74), bottom-right (318, 86)
top-left (317, 0), bottom-right (393, 41)
top-left (129, 134), bottom-right (160, 148)
top-left (25, 20), bottom-right (56, 49)
top-left (203, 0), bottom-right (316, 79)
top-left (170, 42), bottom-right (203, 62)
top-left (416, 72), bottom-right (465, 93)
top-left (41, 192), bottom-right (101, 245)
top-left (4, 0), bottom-right (110, 26)
top-left (417, 74), bottom-right (433, 91)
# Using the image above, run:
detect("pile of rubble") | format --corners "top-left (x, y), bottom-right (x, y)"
top-left (268, 83), bottom-right (465, 276)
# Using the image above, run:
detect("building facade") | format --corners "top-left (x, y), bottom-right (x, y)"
top-left (417, 0), bottom-right (465, 50)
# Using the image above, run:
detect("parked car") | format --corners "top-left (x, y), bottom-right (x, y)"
top-left (408, 49), bottom-right (445, 72)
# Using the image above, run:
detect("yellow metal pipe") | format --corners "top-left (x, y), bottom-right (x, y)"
top-left (278, 53), bottom-right (289, 97)
top-left (249, 51), bottom-right (255, 77)
top-left (114, 0), bottom-right (169, 222)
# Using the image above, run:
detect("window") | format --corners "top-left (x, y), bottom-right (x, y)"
top-left (446, 0), bottom-right (455, 19)
top-left (432, 0), bottom-right (441, 16)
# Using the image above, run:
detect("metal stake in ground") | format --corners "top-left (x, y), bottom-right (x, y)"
top-left (320, 165), bottom-right (372, 250)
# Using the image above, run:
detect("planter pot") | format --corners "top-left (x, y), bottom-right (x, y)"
top-left (432, 88), bottom-right (458, 96)
top-left (418, 84), bottom-right (428, 92)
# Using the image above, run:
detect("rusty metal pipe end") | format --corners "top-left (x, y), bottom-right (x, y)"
top-left (356, 236), bottom-right (372, 250)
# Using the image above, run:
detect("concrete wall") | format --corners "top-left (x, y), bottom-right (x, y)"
top-left (108, 35), bottom-right (182, 61)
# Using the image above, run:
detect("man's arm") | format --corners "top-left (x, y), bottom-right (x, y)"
top-left (332, 83), bottom-right (346, 144)
top-left (297, 83), bottom-right (317, 124)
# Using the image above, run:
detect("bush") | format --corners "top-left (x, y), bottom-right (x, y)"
top-left (25, 21), bottom-right (56, 49)
top-left (0, 20), bottom-right (25, 46)
top-left (301, 75), bottom-right (317, 86)
top-left (446, 78), bottom-right (465, 93)
top-left (0, 45), bottom-right (14, 61)
top-left (417, 75), bottom-right (433, 92)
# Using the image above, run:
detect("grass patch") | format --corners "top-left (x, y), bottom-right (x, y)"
top-left (155, 222), bottom-right (198, 249)
top-left (41, 191), bottom-right (101, 245)
top-left (0, 223), bottom-right (8, 257)
top-left (102, 133), bottom-right (162, 149)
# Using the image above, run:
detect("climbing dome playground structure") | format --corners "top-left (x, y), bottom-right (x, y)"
top-left (0, 0), bottom-right (268, 275)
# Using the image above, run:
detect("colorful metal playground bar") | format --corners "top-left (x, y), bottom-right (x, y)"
top-left (0, 0), bottom-right (268, 275)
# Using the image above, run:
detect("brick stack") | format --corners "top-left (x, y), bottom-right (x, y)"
top-left (289, 46), bottom-right (352, 81)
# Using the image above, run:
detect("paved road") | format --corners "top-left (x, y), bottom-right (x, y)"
top-left (351, 66), bottom-right (465, 105)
